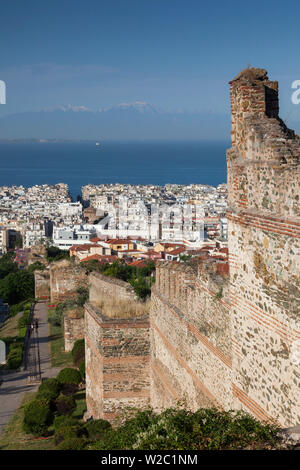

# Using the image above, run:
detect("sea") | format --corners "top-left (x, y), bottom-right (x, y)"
top-left (0, 141), bottom-right (229, 200)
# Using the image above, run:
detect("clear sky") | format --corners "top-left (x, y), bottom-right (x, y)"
top-left (1, 0), bottom-right (300, 134)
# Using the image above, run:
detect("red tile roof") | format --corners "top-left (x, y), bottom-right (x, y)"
top-left (167, 247), bottom-right (187, 256)
top-left (129, 259), bottom-right (148, 267)
top-left (90, 237), bottom-right (102, 242)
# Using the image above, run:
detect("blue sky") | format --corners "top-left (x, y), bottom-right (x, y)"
top-left (1, 0), bottom-right (300, 135)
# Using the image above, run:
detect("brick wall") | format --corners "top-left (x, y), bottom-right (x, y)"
top-left (85, 273), bottom-right (150, 423)
top-left (49, 259), bottom-right (87, 303)
top-left (34, 269), bottom-right (50, 299)
top-left (227, 68), bottom-right (300, 427)
top-left (89, 272), bottom-right (136, 305)
top-left (150, 261), bottom-right (231, 412)
top-left (64, 310), bottom-right (85, 352)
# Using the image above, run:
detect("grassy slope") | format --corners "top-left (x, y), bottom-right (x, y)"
top-left (0, 311), bottom-right (23, 338)
top-left (48, 307), bottom-right (72, 368)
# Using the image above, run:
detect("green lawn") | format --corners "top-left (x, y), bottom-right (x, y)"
top-left (48, 308), bottom-right (72, 368)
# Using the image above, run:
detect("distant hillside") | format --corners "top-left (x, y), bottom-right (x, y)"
top-left (0, 102), bottom-right (230, 141)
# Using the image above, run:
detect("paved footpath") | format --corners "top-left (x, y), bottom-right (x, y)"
top-left (0, 302), bottom-right (60, 436)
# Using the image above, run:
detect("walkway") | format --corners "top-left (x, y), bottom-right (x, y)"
top-left (0, 302), bottom-right (60, 436)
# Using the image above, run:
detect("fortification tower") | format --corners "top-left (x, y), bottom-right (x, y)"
top-left (227, 68), bottom-right (300, 426)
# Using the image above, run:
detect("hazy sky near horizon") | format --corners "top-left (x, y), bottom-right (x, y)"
top-left (1, 0), bottom-right (300, 131)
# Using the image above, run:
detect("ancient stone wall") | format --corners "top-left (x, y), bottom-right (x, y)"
top-left (227, 68), bottom-right (300, 427)
top-left (150, 261), bottom-right (231, 412)
top-left (64, 309), bottom-right (85, 352)
top-left (89, 272), bottom-right (136, 305)
top-left (34, 269), bottom-right (50, 299)
top-left (85, 274), bottom-right (150, 423)
top-left (49, 260), bottom-right (87, 303)
top-left (85, 303), bottom-right (150, 423)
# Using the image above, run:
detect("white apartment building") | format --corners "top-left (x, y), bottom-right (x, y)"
top-left (58, 202), bottom-right (82, 217)
top-left (0, 227), bottom-right (8, 255)
top-left (52, 224), bottom-right (97, 250)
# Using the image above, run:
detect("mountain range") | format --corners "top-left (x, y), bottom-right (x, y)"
top-left (0, 101), bottom-right (231, 140)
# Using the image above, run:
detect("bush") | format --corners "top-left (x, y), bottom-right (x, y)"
top-left (23, 399), bottom-right (53, 436)
top-left (89, 407), bottom-right (280, 451)
top-left (56, 367), bottom-right (82, 385)
top-left (71, 339), bottom-right (85, 366)
top-left (7, 345), bottom-right (23, 369)
top-left (84, 419), bottom-right (111, 439)
top-left (79, 360), bottom-right (85, 380)
top-left (48, 312), bottom-right (62, 327)
top-left (54, 424), bottom-right (84, 446)
top-left (61, 382), bottom-right (78, 396)
top-left (56, 437), bottom-right (87, 450)
top-left (55, 395), bottom-right (77, 416)
top-left (9, 302), bottom-right (24, 317)
top-left (37, 378), bottom-right (61, 401)
top-left (53, 415), bottom-right (79, 431)
top-left (18, 311), bottom-right (30, 329)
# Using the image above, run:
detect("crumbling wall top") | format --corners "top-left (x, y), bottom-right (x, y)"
top-left (229, 67), bottom-right (269, 85)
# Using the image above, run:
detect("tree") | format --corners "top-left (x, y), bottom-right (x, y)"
top-left (47, 246), bottom-right (69, 262)
top-left (0, 253), bottom-right (18, 280)
top-left (27, 261), bottom-right (46, 274)
top-left (0, 270), bottom-right (34, 305)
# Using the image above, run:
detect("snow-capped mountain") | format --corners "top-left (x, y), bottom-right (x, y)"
top-left (0, 102), bottom-right (230, 140)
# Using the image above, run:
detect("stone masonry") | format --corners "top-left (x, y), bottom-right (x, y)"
top-left (85, 273), bottom-right (150, 423)
top-left (34, 269), bottom-right (50, 300)
top-left (150, 68), bottom-right (300, 427)
top-left (150, 260), bottom-right (231, 412)
top-left (227, 68), bottom-right (300, 427)
top-left (66, 68), bottom-right (299, 429)
top-left (49, 259), bottom-right (87, 303)
top-left (64, 309), bottom-right (85, 352)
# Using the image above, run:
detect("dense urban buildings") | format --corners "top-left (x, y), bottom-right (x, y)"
top-left (0, 182), bottom-right (228, 259)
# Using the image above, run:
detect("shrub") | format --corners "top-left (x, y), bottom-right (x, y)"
top-left (71, 339), bottom-right (85, 366)
top-left (79, 360), bottom-right (85, 380)
top-left (53, 415), bottom-right (79, 431)
top-left (84, 419), bottom-right (112, 439)
top-left (61, 382), bottom-right (78, 396)
top-left (7, 345), bottom-right (23, 369)
top-left (23, 399), bottom-right (53, 436)
top-left (9, 302), bottom-right (23, 317)
top-left (54, 424), bottom-right (83, 446)
top-left (48, 312), bottom-right (62, 327)
top-left (76, 287), bottom-right (88, 307)
top-left (37, 378), bottom-right (61, 401)
top-left (130, 276), bottom-right (151, 300)
top-left (89, 407), bottom-right (280, 451)
top-left (55, 395), bottom-right (77, 416)
top-left (18, 311), bottom-right (30, 329)
top-left (56, 437), bottom-right (87, 450)
top-left (56, 367), bottom-right (82, 385)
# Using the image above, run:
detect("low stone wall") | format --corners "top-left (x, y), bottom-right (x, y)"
top-left (89, 272), bottom-right (136, 305)
top-left (85, 302), bottom-right (150, 423)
